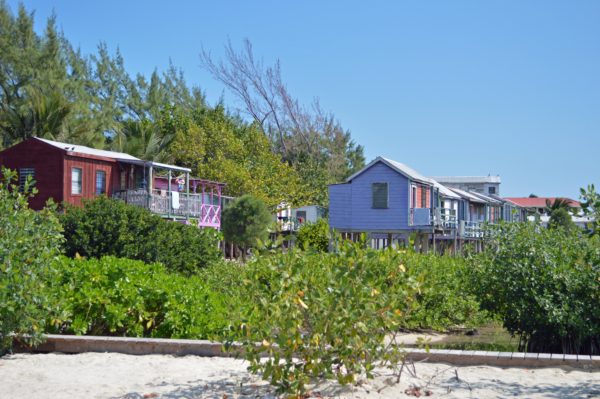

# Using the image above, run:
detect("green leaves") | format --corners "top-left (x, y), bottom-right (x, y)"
top-left (296, 219), bottom-right (330, 252)
top-left (0, 167), bottom-right (63, 353)
top-left (59, 197), bottom-right (222, 274)
top-left (227, 241), bottom-right (417, 395)
top-left (46, 256), bottom-right (228, 339)
top-left (470, 222), bottom-right (600, 354)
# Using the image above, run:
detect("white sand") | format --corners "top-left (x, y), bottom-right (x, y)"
top-left (1, 352), bottom-right (599, 399)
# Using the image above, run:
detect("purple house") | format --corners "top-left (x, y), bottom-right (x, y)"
top-left (329, 157), bottom-right (435, 245)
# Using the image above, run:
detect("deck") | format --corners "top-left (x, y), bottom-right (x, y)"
top-left (113, 189), bottom-right (221, 228)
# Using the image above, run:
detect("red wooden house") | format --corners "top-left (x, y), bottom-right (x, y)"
top-left (0, 137), bottom-right (225, 229)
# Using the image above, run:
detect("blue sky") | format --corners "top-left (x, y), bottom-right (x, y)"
top-left (8, 1), bottom-right (600, 198)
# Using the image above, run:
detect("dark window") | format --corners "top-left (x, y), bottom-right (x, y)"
top-left (71, 168), bottom-right (82, 195)
top-left (296, 210), bottom-right (307, 223)
top-left (96, 170), bottom-right (106, 195)
top-left (488, 186), bottom-right (496, 194)
top-left (372, 183), bottom-right (388, 209)
top-left (18, 168), bottom-right (35, 192)
top-left (421, 186), bottom-right (427, 208)
top-left (411, 185), bottom-right (417, 208)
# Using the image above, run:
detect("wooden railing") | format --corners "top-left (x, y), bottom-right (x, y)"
top-left (434, 208), bottom-right (457, 229)
top-left (113, 189), bottom-right (221, 227)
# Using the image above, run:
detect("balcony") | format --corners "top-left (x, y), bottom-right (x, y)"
top-left (459, 220), bottom-right (484, 238)
top-left (113, 189), bottom-right (221, 228)
top-left (410, 208), bottom-right (432, 226)
top-left (434, 208), bottom-right (457, 229)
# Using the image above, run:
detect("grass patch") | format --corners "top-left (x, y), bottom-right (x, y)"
top-left (430, 323), bottom-right (519, 352)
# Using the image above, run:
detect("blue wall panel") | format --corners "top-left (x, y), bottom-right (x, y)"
top-left (347, 162), bottom-right (409, 231)
top-left (329, 184), bottom-right (352, 229)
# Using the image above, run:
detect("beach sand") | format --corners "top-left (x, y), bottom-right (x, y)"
top-left (0, 352), bottom-right (598, 398)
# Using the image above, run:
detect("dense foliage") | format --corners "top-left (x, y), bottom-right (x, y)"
top-left (60, 197), bottom-right (221, 274)
top-left (47, 256), bottom-right (227, 338)
top-left (471, 222), bottom-right (600, 354)
top-left (580, 183), bottom-right (599, 234)
top-left (227, 242), bottom-right (420, 395)
top-left (400, 251), bottom-right (487, 331)
top-left (0, 168), bottom-right (63, 352)
top-left (221, 195), bottom-right (272, 255)
top-left (296, 218), bottom-right (330, 252)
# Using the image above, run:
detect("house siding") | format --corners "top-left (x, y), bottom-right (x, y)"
top-left (329, 184), bottom-right (352, 229)
top-left (63, 155), bottom-right (119, 207)
top-left (0, 139), bottom-right (64, 210)
top-left (347, 162), bottom-right (410, 231)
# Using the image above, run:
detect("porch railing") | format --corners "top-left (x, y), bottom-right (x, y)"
top-left (434, 208), bottom-right (457, 229)
top-left (459, 220), bottom-right (484, 238)
top-left (113, 189), bottom-right (221, 227)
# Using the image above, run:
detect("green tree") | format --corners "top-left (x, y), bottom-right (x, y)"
top-left (221, 195), bottom-right (272, 258)
top-left (545, 197), bottom-right (573, 216)
top-left (168, 105), bottom-right (301, 207)
top-left (0, 167), bottom-right (63, 352)
top-left (296, 218), bottom-right (330, 252)
top-left (548, 207), bottom-right (576, 231)
top-left (580, 184), bottom-right (599, 235)
top-left (471, 222), bottom-right (600, 354)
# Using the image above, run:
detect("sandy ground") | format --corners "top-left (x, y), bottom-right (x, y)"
top-left (0, 352), bottom-right (599, 399)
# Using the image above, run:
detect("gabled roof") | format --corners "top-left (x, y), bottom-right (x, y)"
top-left (468, 191), bottom-right (504, 205)
top-left (346, 156), bottom-right (433, 185)
top-left (449, 188), bottom-right (487, 204)
top-left (432, 180), bottom-right (461, 199)
top-left (504, 197), bottom-right (580, 208)
top-left (431, 175), bottom-right (501, 184)
top-left (35, 137), bottom-right (140, 161)
top-left (34, 137), bottom-right (192, 172)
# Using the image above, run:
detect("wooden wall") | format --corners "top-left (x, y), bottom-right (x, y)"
top-left (0, 138), bottom-right (64, 210)
top-left (63, 155), bottom-right (119, 207)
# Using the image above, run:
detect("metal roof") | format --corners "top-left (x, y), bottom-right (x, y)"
top-left (36, 137), bottom-right (140, 161)
top-left (431, 175), bottom-right (501, 184)
top-left (36, 137), bottom-right (191, 172)
top-left (432, 180), bottom-right (461, 199)
top-left (449, 188), bottom-right (488, 204)
top-left (468, 190), bottom-right (504, 204)
top-left (346, 156), bottom-right (433, 185)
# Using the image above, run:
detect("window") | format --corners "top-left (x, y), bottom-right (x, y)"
top-left (18, 168), bottom-right (35, 192)
top-left (372, 183), bottom-right (388, 209)
top-left (71, 167), bottom-right (82, 195)
top-left (296, 210), bottom-right (307, 223)
top-left (411, 185), bottom-right (417, 208)
top-left (95, 170), bottom-right (106, 195)
top-left (421, 186), bottom-right (427, 208)
top-left (488, 186), bottom-right (496, 194)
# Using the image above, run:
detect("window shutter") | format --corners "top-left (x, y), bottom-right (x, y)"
top-left (372, 183), bottom-right (388, 209)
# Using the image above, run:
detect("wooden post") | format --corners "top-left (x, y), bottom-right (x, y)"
top-left (147, 164), bottom-right (153, 210)
top-left (185, 171), bottom-right (190, 221)
top-left (167, 169), bottom-right (172, 218)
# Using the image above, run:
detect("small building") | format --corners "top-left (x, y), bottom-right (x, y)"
top-left (275, 203), bottom-right (327, 232)
top-left (503, 197), bottom-right (580, 216)
top-left (431, 175), bottom-right (501, 196)
top-left (0, 137), bottom-right (225, 229)
top-left (328, 157), bottom-right (435, 247)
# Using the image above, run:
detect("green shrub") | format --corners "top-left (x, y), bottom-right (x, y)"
top-left (227, 242), bottom-right (419, 396)
top-left (399, 251), bottom-right (487, 331)
top-left (0, 168), bottom-right (63, 352)
top-left (59, 196), bottom-right (221, 274)
top-left (47, 256), bottom-right (227, 338)
top-left (471, 222), bottom-right (600, 354)
top-left (296, 218), bottom-right (330, 251)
